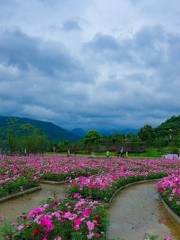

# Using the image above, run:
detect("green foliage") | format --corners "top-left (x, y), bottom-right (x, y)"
top-left (144, 234), bottom-right (159, 240)
top-left (0, 220), bottom-right (16, 240)
top-left (137, 115), bottom-right (180, 148)
top-left (84, 130), bottom-right (102, 145)
top-left (0, 116), bottom-right (79, 147)
top-left (129, 148), bottom-right (162, 158)
top-left (161, 190), bottom-right (180, 217)
top-left (138, 125), bottom-right (154, 142)
top-left (0, 177), bottom-right (39, 199)
top-left (0, 119), bottom-right (50, 153)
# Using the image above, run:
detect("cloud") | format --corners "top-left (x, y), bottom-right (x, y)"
top-left (0, 29), bottom-right (95, 127)
top-left (82, 26), bottom-right (180, 127)
top-left (85, 33), bottom-right (119, 51)
top-left (62, 20), bottom-right (82, 32)
top-left (0, 1), bottom-right (179, 129)
top-left (0, 30), bottom-right (79, 76)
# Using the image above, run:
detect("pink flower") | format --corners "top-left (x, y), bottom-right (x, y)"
top-left (54, 237), bottom-right (62, 240)
top-left (87, 232), bottom-right (94, 239)
top-left (73, 193), bottom-right (81, 199)
top-left (39, 215), bottom-right (54, 232)
top-left (28, 207), bottom-right (45, 219)
top-left (63, 211), bottom-right (76, 220)
top-left (82, 208), bottom-right (91, 218)
top-left (74, 217), bottom-right (82, 230)
top-left (86, 221), bottom-right (95, 231)
top-left (164, 236), bottom-right (173, 240)
top-left (16, 224), bottom-right (24, 231)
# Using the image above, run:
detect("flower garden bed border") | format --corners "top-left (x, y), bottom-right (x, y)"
top-left (40, 179), bottom-right (67, 184)
top-left (160, 195), bottom-right (180, 224)
top-left (0, 186), bottom-right (41, 203)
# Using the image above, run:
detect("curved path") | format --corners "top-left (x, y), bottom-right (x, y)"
top-left (108, 182), bottom-right (180, 240)
top-left (0, 183), bottom-right (65, 222)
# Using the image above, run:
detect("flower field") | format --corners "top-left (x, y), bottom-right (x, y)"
top-left (0, 155), bottom-right (179, 239)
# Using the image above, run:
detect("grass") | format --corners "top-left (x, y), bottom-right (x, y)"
top-left (48, 150), bottom-right (163, 158)
top-left (128, 149), bottom-right (163, 158)
top-left (48, 146), bottom-right (180, 158)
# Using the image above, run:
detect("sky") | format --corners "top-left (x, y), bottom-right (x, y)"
top-left (0, 0), bottom-right (180, 130)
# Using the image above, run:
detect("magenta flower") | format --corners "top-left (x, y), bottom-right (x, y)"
top-left (39, 215), bottom-right (54, 232)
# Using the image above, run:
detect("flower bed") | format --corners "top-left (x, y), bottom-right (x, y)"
top-left (41, 168), bottom-right (100, 182)
top-left (69, 172), bottom-right (166, 202)
top-left (156, 172), bottom-right (180, 217)
top-left (0, 194), bottom-right (107, 240)
top-left (0, 160), bottom-right (39, 200)
top-left (0, 155), bottom-right (179, 239)
top-left (0, 177), bottom-right (39, 199)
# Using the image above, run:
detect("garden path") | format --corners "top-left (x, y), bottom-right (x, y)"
top-left (108, 182), bottom-right (180, 240)
top-left (0, 183), bottom-right (65, 222)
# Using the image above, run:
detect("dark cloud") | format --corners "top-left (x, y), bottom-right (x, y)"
top-left (0, 29), bottom-right (95, 127)
top-left (0, 30), bottom-right (79, 77)
top-left (0, 1), bottom-right (179, 129)
top-left (85, 26), bottom-right (180, 70)
top-left (82, 26), bottom-right (180, 127)
top-left (0, 26), bottom-right (180, 129)
top-left (62, 20), bottom-right (82, 32)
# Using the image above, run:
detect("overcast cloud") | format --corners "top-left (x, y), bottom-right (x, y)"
top-left (0, 0), bottom-right (179, 129)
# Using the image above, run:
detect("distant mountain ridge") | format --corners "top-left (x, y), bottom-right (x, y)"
top-left (154, 115), bottom-right (180, 136)
top-left (0, 116), bottom-right (79, 142)
top-left (0, 115), bottom-right (179, 143)
top-left (156, 115), bottom-right (180, 130)
top-left (71, 128), bottom-right (86, 138)
top-left (98, 128), bottom-right (138, 136)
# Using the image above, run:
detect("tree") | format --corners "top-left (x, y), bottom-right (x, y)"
top-left (7, 130), bottom-right (20, 153)
top-left (138, 125), bottom-right (154, 143)
top-left (84, 130), bottom-right (102, 145)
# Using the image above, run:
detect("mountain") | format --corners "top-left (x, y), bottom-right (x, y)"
top-left (98, 128), bottom-right (139, 136)
top-left (71, 128), bottom-right (86, 138)
top-left (156, 115), bottom-right (180, 130)
top-left (0, 116), bottom-right (80, 142)
top-left (155, 115), bottom-right (180, 137)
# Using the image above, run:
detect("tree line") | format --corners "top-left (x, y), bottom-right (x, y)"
top-left (0, 115), bottom-right (179, 154)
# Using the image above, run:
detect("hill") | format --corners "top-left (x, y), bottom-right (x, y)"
top-left (0, 116), bottom-right (79, 142)
top-left (155, 115), bottom-right (180, 137)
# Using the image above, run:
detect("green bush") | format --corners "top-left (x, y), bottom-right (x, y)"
top-left (0, 177), bottom-right (39, 199)
top-left (161, 190), bottom-right (180, 217)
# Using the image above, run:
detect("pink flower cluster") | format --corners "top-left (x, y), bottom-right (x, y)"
top-left (71, 158), bottom-right (180, 190)
top-left (156, 170), bottom-right (180, 198)
top-left (15, 193), bottom-right (104, 239)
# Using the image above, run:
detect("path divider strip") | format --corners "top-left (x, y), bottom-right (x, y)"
top-left (40, 180), bottom-right (67, 185)
top-left (0, 186), bottom-right (41, 203)
top-left (160, 195), bottom-right (180, 224)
